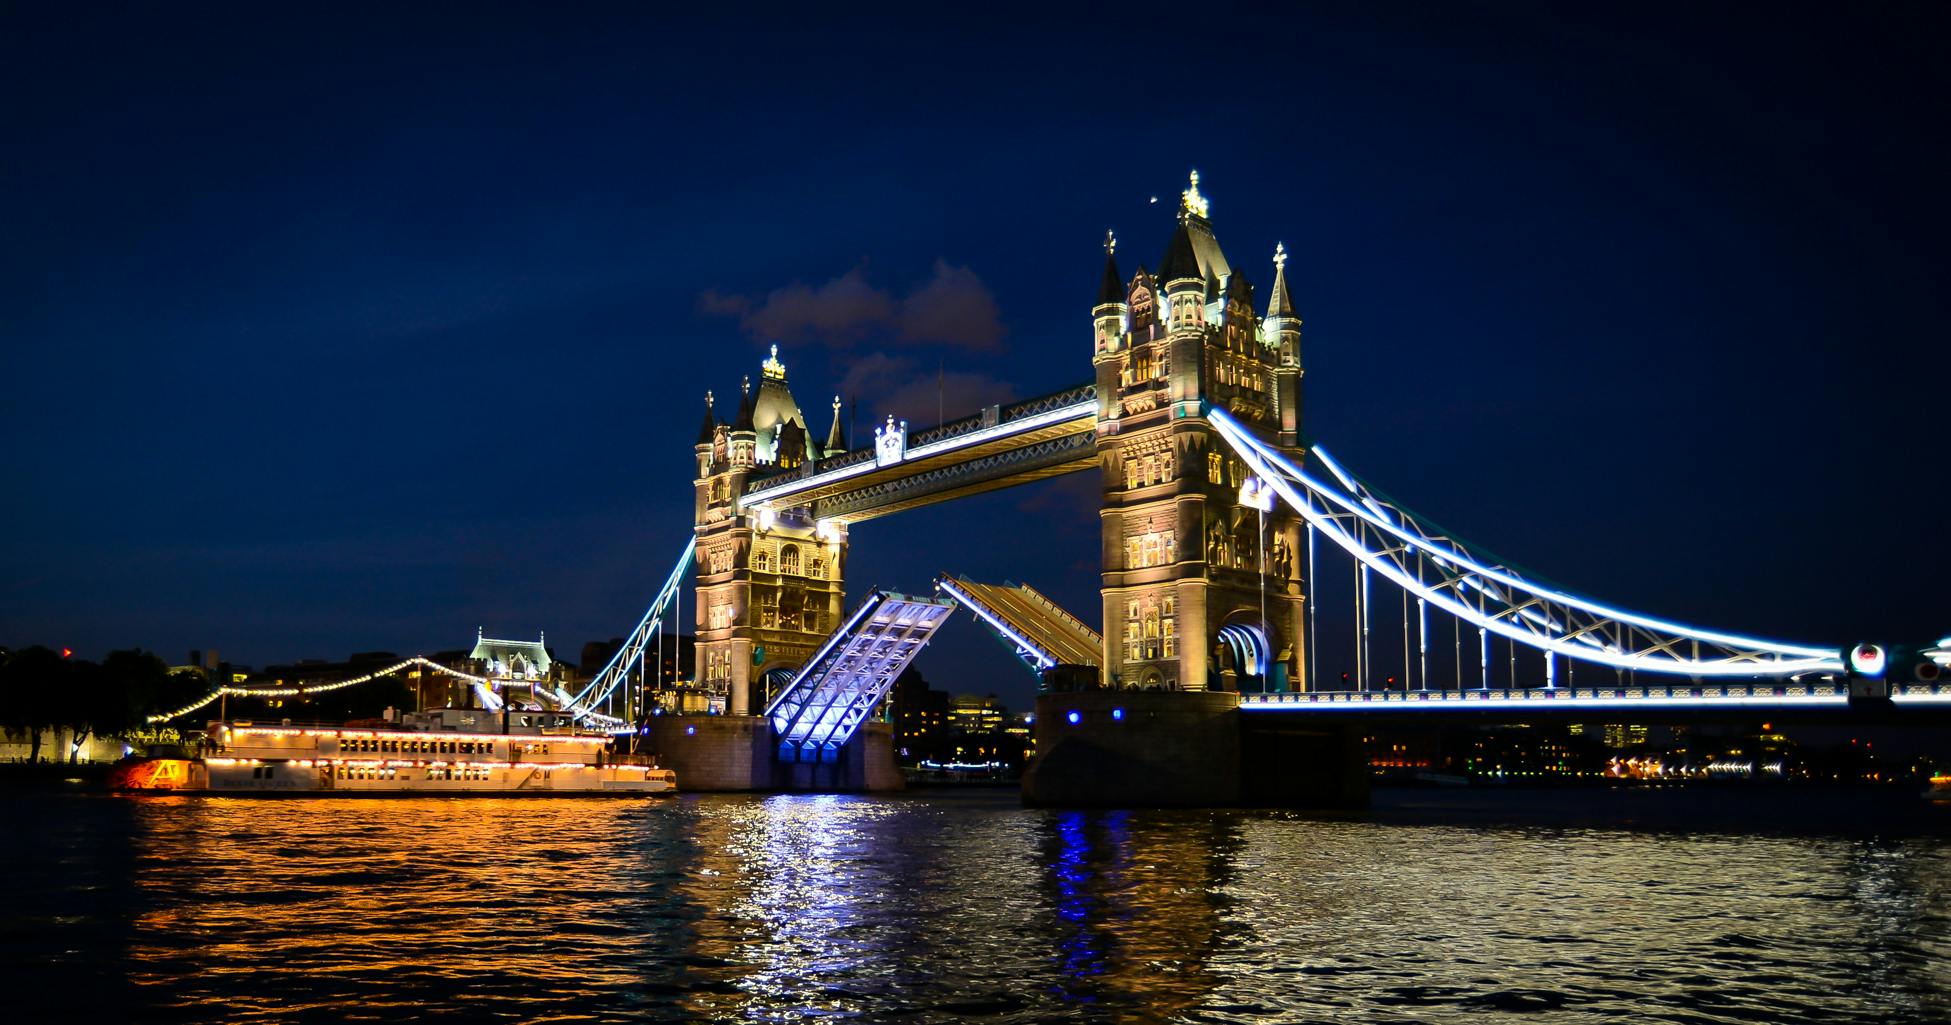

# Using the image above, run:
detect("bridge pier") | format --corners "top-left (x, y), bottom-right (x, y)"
top-left (1023, 691), bottom-right (1367, 809)
top-left (644, 716), bottom-right (903, 793)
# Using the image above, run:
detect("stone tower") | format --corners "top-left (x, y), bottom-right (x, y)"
top-left (693, 347), bottom-right (850, 715)
top-left (1093, 172), bottom-right (1307, 693)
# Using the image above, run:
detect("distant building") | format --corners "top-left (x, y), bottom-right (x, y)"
top-left (891, 668), bottom-right (950, 764)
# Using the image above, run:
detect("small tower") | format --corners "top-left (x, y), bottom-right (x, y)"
top-left (730, 376), bottom-right (757, 468)
top-left (1264, 242), bottom-right (1304, 447)
top-left (1093, 230), bottom-right (1127, 358)
top-left (694, 391), bottom-right (717, 477)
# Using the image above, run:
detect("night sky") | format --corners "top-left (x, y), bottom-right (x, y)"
top-left (4, 4), bottom-right (1946, 710)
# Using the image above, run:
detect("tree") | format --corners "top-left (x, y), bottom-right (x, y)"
top-left (0, 646), bottom-right (67, 766)
top-left (72, 650), bottom-right (173, 762)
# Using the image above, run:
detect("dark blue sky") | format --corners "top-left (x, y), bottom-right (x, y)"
top-left (4, 4), bottom-right (1946, 708)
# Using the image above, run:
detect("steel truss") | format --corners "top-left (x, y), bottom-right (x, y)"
top-left (1208, 410), bottom-right (1843, 679)
top-left (555, 537), bottom-right (697, 726)
top-left (765, 590), bottom-right (956, 763)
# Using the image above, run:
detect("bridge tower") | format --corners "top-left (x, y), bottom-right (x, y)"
top-left (1092, 172), bottom-right (1307, 694)
top-left (693, 347), bottom-right (850, 715)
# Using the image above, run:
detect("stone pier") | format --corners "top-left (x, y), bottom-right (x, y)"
top-left (1023, 691), bottom-right (1367, 809)
top-left (644, 715), bottom-right (903, 793)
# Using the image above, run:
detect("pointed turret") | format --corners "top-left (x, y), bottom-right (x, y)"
top-left (1097, 230), bottom-right (1124, 306)
top-left (733, 376), bottom-right (755, 431)
top-left (1158, 222), bottom-right (1203, 286)
top-left (696, 390), bottom-right (717, 446)
top-left (824, 395), bottom-right (846, 455)
top-left (1094, 230), bottom-right (1130, 358)
top-left (1263, 241), bottom-right (1304, 446)
top-left (1267, 241), bottom-right (1296, 318)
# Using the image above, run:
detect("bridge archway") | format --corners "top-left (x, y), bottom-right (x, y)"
top-left (1215, 616), bottom-right (1272, 693)
top-left (759, 665), bottom-right (800, 709)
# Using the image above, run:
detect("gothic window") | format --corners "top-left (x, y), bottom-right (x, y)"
top-left (1126, 538), bottom-right (1141, 568)
top-left (1124, 601), bottom-right (1143, 663)
top-left (1143, 606), bottom-right (1161, 661)
top-left (780, 588), bottom-right (804, 631)
top-left (1161, 597), bottom-right (1177, 659)
top-left (1208, 452), bottom-right (1224, 484)
top-left (1125, 459), bottom-right (1138, 490)
top-left (808, 555), bottom-right (825, 579)
top-left (754, 547), bottom-right (773, 574)
top-left (780, 544), bottom-right (801, 575)
top-left (758, 592), bottom-right (779, 629)
top-left (1141, 535), bottom-right (1160, 568)
top-left (1160, 449), bottom-right (1175, 481)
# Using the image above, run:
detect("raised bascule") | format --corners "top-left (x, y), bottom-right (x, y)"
top-left (201, 173), bottom-right (1941, 804)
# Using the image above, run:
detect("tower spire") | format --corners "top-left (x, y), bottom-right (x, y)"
top-left (696, 390), bottom-right (717, 445)
top-left (825, 394), bottom-right (846, 455)
top-left (1097, 229), bottom-right (1124, 306)
top-left (734, 376), bottom-right (755, 431)
top-left (1267, 241), bottom-right (1296, 318)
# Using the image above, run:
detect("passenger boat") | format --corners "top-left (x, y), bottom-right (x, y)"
top-left (111, 708), bottom-right (674, 796)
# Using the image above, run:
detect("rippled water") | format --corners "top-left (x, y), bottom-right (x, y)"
top-left (11, 787), bottom-right (1951, 1023)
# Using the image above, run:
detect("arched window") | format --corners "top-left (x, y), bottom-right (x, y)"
top-left (754, 547), bottom-right (773, 573)
top-left (780, 544), bottom-right (801, 576)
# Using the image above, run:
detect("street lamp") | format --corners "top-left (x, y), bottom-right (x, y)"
top-left (1238, 476), bottom-right (1276, 691)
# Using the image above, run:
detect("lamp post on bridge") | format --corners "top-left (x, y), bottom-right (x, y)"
top-left (1240, 476), bottom-right (1276, 692)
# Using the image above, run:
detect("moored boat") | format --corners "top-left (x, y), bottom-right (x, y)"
top-left (111, 708), bottom-right (674, 796)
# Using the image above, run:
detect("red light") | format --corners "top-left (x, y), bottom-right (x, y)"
top-left (60, 647), bottom-right (72, 659)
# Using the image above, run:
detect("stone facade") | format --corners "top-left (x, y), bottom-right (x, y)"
top-left (1093, 174), bottom-right (1309, 693)
top-left (692, 351), bottom-right (850, 716)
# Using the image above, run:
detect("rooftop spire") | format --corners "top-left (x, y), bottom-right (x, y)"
top-left (696, 389), bottom-right (717, 445)
top-left (1097, 229), bottom-right (1125, 305)
top-left (761, 343), bottom-right (787, 380)
top-left (825, 394), bottom-right (846, 455)
top-left (733, 376), bottom-right (755, 431)
top-left (1268, 241), bottom-right (1296, 318)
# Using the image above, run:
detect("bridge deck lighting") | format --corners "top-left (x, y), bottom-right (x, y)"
top-left (1112, 708), bottom-right (1125, 721)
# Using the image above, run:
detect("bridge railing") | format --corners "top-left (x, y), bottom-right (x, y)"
top-left (1241, 680), bottom-right (1849, 712)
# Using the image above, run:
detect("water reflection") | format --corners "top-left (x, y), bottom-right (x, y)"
top-left (1037, 809), bottom-right (1241, 1020)
top-left (8, 790), bottom-right (1951, 1023)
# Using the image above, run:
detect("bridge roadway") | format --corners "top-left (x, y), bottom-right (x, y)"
top-left (740, 384), bottom-right (1095, 523)
top-left (1235, 680), bottom-right (1951, 724)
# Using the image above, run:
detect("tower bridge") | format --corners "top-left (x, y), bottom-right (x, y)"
top-left (179, 172), bottom-right (1939, 804)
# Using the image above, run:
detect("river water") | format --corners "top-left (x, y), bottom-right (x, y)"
top-left (10, 786), bottom-right (1951, 1024)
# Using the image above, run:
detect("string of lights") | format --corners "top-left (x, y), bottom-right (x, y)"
top-left (145, 657), bottom-right (490, 724)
